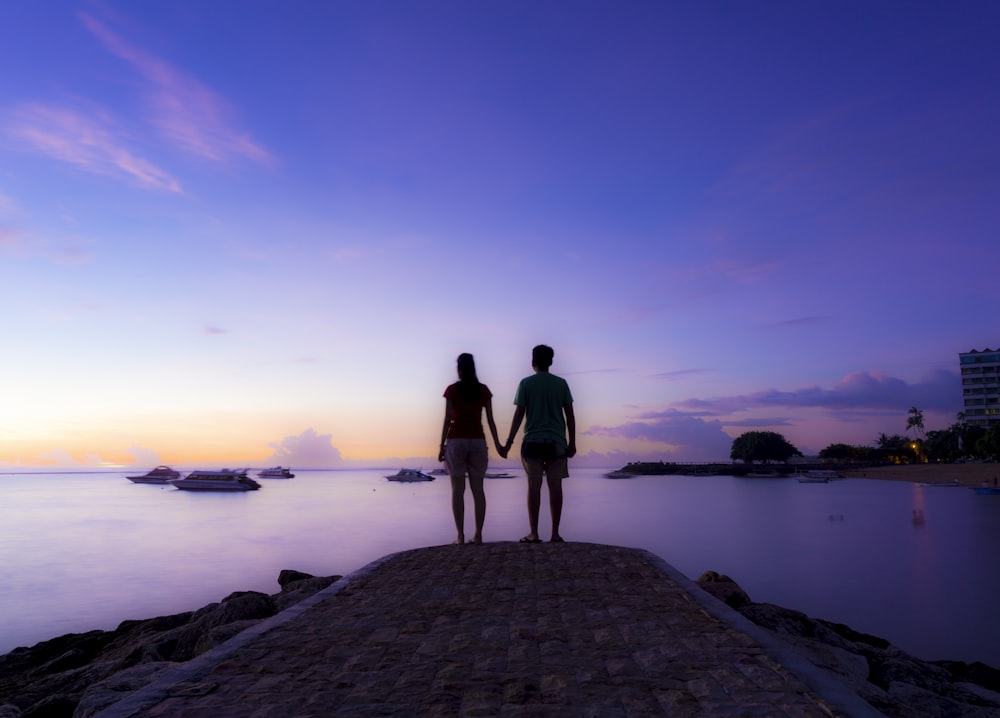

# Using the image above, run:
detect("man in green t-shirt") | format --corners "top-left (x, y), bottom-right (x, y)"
top-left (502, 345), bottom-right (576, 543)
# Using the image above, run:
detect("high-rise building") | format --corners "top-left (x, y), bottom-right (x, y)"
top-left (959, 348), bottom-right (1000, 427)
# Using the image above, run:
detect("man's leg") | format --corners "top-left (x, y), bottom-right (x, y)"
top-left (526, 473), bottom-right (542, 540)
top-left (547, 472), bottom-right (563, 541)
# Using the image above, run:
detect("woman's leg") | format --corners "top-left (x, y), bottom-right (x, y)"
top-left (468, 474), bottom-right (485, 543)
top-left (466, 439), bottom-right (488, 543)
top-left (450, 473), bottom-right (466, 544)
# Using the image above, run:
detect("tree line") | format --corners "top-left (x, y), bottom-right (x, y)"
top-left (730, 407), bottom-right (1000, 465)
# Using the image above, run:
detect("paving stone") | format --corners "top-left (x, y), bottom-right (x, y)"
top-left (93, 542), bottom-right (859, 717)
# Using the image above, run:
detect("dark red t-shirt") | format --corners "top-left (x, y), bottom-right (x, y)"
top-left (444, 382), bottom-right (492, 439)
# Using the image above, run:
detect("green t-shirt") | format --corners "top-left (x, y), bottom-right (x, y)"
top-left (514, 372), bottom-right (573, 447)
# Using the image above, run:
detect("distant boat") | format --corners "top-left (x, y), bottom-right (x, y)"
top-left (796, 470), bottom-right (840, 483)
top-left (485, 472), bottom-right (515, 479)
top-left (429, 468), bottom-right (448, 475)
top-left (745, 470), bottom-right (781, 478)
top-left (385, 469), bottom-right (435, 482)
top-left (170, 469), bottom-right (261, 492)
top-left (257, 466), bottom-right (295, 479)
top-left (604, 470), bottom-right (635, 479)
top-left (127, 466), bottom-right (181, 484)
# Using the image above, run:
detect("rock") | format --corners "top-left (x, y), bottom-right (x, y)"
top-left (22, 693), bottom-right (75, 718)
top-left (693, 573), bottom-right (1000, 718)
top-left (0, 572), bottom-right (340, 714)
top-left (274, 575), bottom-right (339, 613)
top-left (278, 569), bottom-right (313, 587)
top-left (696, 571), bottom-right (751, 609)
top-left (74, 662), bottom-right (174, 718)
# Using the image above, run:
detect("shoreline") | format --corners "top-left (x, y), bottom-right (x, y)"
top-left (838, 463), bottom-right (1000, 487)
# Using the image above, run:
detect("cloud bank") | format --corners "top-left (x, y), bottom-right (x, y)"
top-left (589, 369), bottom-right (961, 462)
top-left (266, 429), bottom-right (344, 468)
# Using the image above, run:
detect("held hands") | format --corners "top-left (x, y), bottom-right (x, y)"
top-left (496, 438), bottom-right (513, 460)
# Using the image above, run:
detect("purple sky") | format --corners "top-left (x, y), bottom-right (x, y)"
top-left (1, 2), bottom-right (997, 468)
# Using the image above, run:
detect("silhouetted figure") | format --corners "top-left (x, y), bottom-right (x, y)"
top-left (439, 353), bottom-right (503, 544)
top-left (502, 344), bottom-right (576, 543)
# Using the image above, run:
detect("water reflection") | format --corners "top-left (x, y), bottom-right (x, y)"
top-left (1, 469), bottom-right (998, 667)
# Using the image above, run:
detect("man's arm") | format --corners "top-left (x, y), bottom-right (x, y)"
top-left (504, 405), bottom-right (527, 457)
top-left (564, 403), bottom-right (576, 458)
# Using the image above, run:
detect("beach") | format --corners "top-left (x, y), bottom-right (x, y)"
top-left (839, 462), bottom-right (1000, 487)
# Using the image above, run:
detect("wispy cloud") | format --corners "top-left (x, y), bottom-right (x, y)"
top-left (203, 325), bottom-right (227, 335)
top-left (765, 316), bottom-right (830, 329)
top-left (80, 12), bottom-right (271, 165)
top-left (5, 103), bottom-right (182, 192)
top-left (0, 225), bottom-right (19, 250)
top-left (674, 369), bottom-right (959, 415)
top-left (653, 368), bottom-right (714, 381)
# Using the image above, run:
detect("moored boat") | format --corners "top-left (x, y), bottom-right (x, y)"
top-left (485, 472), bottom-right (515, 479)
top-left (170, 469), bottom-right (261, 492)
top-left (127, 466), bottom-right (181, 484)
top-left (257, 466), bottom-right (295, 479)
top-left (385, 468), bottom-right (435, 482)
top-left (795, 469), bottom-right (841, 483)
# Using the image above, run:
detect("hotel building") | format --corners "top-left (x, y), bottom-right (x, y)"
top-left (959, 348), bottom-right (1000, 427)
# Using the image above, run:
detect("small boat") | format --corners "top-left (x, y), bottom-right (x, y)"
top-left (385, 468), bottom-right (435, 482)
top-left (604, 470), bottom-right (635, 479)
top-left (257, 466), bottom-right (295, 479)
top-left (429, 468), bottom-right (449, 475)
top-left (127, 466), bottom-right (181, 484)
top-left (795, 470), bottom-right (840, 483)
top-left (485, 472), bottom-right (515, 479)
top-left (170, 469), bottom-right (261, 492)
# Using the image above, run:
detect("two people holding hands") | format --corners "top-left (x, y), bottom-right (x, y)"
top-left (440, 345), bottom-right (575, 545)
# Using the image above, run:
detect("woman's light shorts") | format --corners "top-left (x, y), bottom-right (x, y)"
top-left (445, 438), bottom-right (488, 479)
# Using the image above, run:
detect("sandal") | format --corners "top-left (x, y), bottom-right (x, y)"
top-left (519, 536), bottom-right (541, 543)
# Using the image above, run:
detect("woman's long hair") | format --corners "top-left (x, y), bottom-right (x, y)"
top-left (456, 353), bottom-right (481, 401)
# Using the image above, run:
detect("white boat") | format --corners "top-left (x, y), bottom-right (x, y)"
top-left (257, 466), bottom-right (295, 479)
top-left (127, 466), bottom-right (181, 484)
top-left (385, 469), bottom-right (435, 482)
top-left (170, 469), bottom-right (261, 492)
top-left (796, 470), bottom-right (841, 483)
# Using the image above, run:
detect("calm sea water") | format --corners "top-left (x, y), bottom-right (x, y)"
top-left (1, 468), bottom-right (998, 667)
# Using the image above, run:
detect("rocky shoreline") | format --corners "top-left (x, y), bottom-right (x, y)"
top-left (697, 572), bottom-right (1000, 717)
top-left (0, 569), bottom-right (340, 718)
top-left (3, 564), bottom-right (1000, 717)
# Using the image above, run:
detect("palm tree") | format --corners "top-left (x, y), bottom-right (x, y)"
top-left (906, 407), bottom-right (925, 440)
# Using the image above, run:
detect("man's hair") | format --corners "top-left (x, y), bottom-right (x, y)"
top-left (532, 344), bottom-right (554, 370)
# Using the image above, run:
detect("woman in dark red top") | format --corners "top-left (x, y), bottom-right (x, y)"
top-left (439, 353), bottom-right (503, 544)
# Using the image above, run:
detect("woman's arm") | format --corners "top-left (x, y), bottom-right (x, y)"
top-left (439, 398), bottom-right (453, 462)
top-left (484, 398), bottom-right (502, 454)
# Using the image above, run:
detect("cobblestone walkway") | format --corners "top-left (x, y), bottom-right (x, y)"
top-left (98, 542), bottom-right (869, 717)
